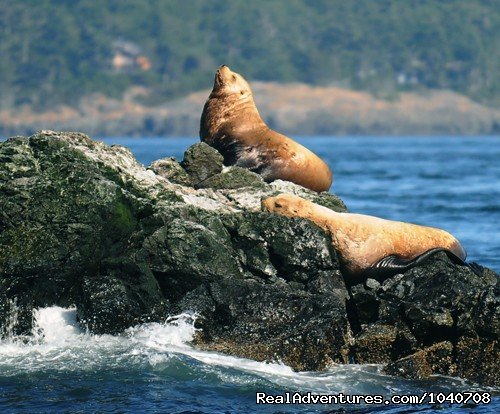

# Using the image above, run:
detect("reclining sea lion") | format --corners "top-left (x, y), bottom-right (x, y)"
top-left (262, 194), bottom-right (478, 280)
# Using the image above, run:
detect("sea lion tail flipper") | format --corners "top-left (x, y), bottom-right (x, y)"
top-left (363, 254), bottom-right (417, 280)
top-left (364, 248), bottom-right (478, 281)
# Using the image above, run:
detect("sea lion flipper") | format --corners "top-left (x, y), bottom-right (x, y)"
top-left (364, 254), bottom-right (416, 280)
top-left (366, 248), bottom-right (480, 280)
top-left (234, 146), bottom-right (265, 170)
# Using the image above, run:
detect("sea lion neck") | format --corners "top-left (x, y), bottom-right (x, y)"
top-left (207, 91), bottom-right (264, 123)
top-left (200, 93), bottom-right (266, 139)
top-left (208, 88), bottom-right (253, 102)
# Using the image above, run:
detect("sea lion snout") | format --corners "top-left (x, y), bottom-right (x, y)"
top-left (217, 65), bottom-right (229, 75)
top-left (261, 197), bottom-right (274, 212)
top-left (216, 65), bottom-right (231, 78)
top-left (214, 65), bottom-right (236, 88)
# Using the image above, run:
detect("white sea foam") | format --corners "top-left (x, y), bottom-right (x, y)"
top-left (32, 306), bottom-right (82, 344)
top-left (0, 306), bottom-right (488, 396)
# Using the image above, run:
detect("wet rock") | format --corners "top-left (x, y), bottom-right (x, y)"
top-left (348, 251), bottom-right (499, 385)
top-left (365, 278), bottom-right (381, 291)
top-left (0, 131), bottom-right (350, 372)
top-left (191, 278), bottom-right (351, 371)
top-left (175, 211), bottom-right (351, 371)
top-left (77, 258), bottom-right (168, 334)
top-left (0, 132), bottom-right (178, 337)
top-left (138, 209), bottom-right (244, 301)
top-left (385, 341), bottom-right (456, 379)
top-left (352, 324), bottom-right (398, 363)
top-left (455, 337), bottom-right (499, 386)
top-left (0, 295), bottom-right (33, 338)
top-left (349, 284), bottom-right (380, 325)
top-left (352, 324), bottom-right (418, 364)
top-left (0, 134), bottom-right (148, 310)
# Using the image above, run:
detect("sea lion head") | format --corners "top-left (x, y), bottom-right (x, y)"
top-left (262, 194), bottom-right (313, 218)
top-left (211, 65), bottom-right (252, 99)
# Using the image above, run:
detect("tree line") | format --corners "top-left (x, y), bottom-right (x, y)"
top-left (0, 0), bottom-right (498, 110)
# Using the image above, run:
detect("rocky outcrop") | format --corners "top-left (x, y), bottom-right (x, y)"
top-left (351, 255), bottom-right (499, 385)
top-left (0, 131), bottom-right (498, 386)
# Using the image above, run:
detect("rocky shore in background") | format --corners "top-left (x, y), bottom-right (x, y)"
top-left (1, 84), bottom-right (499, 138)
top-left (0, 131), bottom-right (498, 386)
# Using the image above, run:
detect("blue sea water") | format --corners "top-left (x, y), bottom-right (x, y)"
top-left (1, 136), bottom-right (499, 413)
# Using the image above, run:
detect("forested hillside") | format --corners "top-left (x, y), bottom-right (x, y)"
top-left (1, 0), bottom-right (498, 110)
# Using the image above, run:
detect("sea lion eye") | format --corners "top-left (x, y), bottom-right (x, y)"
top-left (240, 90), bottom-right (245, 95)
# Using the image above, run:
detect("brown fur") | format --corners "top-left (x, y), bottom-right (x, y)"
top-left (200, 65), bottom-right (333, 192)
top-left (262, 194), bottom-right (466, 277)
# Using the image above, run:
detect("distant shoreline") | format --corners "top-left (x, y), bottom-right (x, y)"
top-left (1, 83), bottom-right (499, 138)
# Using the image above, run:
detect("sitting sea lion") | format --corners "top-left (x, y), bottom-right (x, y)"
top-left (262, 194), bottom-right (477, 281)
top-left (200, 65), bottom-right (333, 192)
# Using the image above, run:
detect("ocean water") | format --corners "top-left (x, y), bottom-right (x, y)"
top-left (1, 136), bottom-right (499, 413)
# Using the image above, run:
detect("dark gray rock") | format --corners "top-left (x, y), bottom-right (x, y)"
top-left (192, 279), bottom-right (351, 371)
top-left (455, 336), bottom-right (499, 386)
top-left (149, 157), bottom-right (192, 186)
top-left (365, 278), bottom-right (381, 291)
top-left (78, 258), bottom-right (168, 334)
top-left (385, 341), bottom-right (456, 379)
top-left (138, 209), bottom-right (244, 301)
top-left (1, 134), bottom-right (144, 307)
top-left (348, 251), bottom-right (499, 385)
top-left (171, 211), bottom-right (351, 371)
top-left (0, 131), bottom-right (350, 372)
top-left (353, 324), bottom-right (408, 364)
top-left (181, 142), bottom-right (223, 187)
top-left (198, 166), bottom-right (266, 190)
top-left (0, 294), bottom-right (33, 338)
